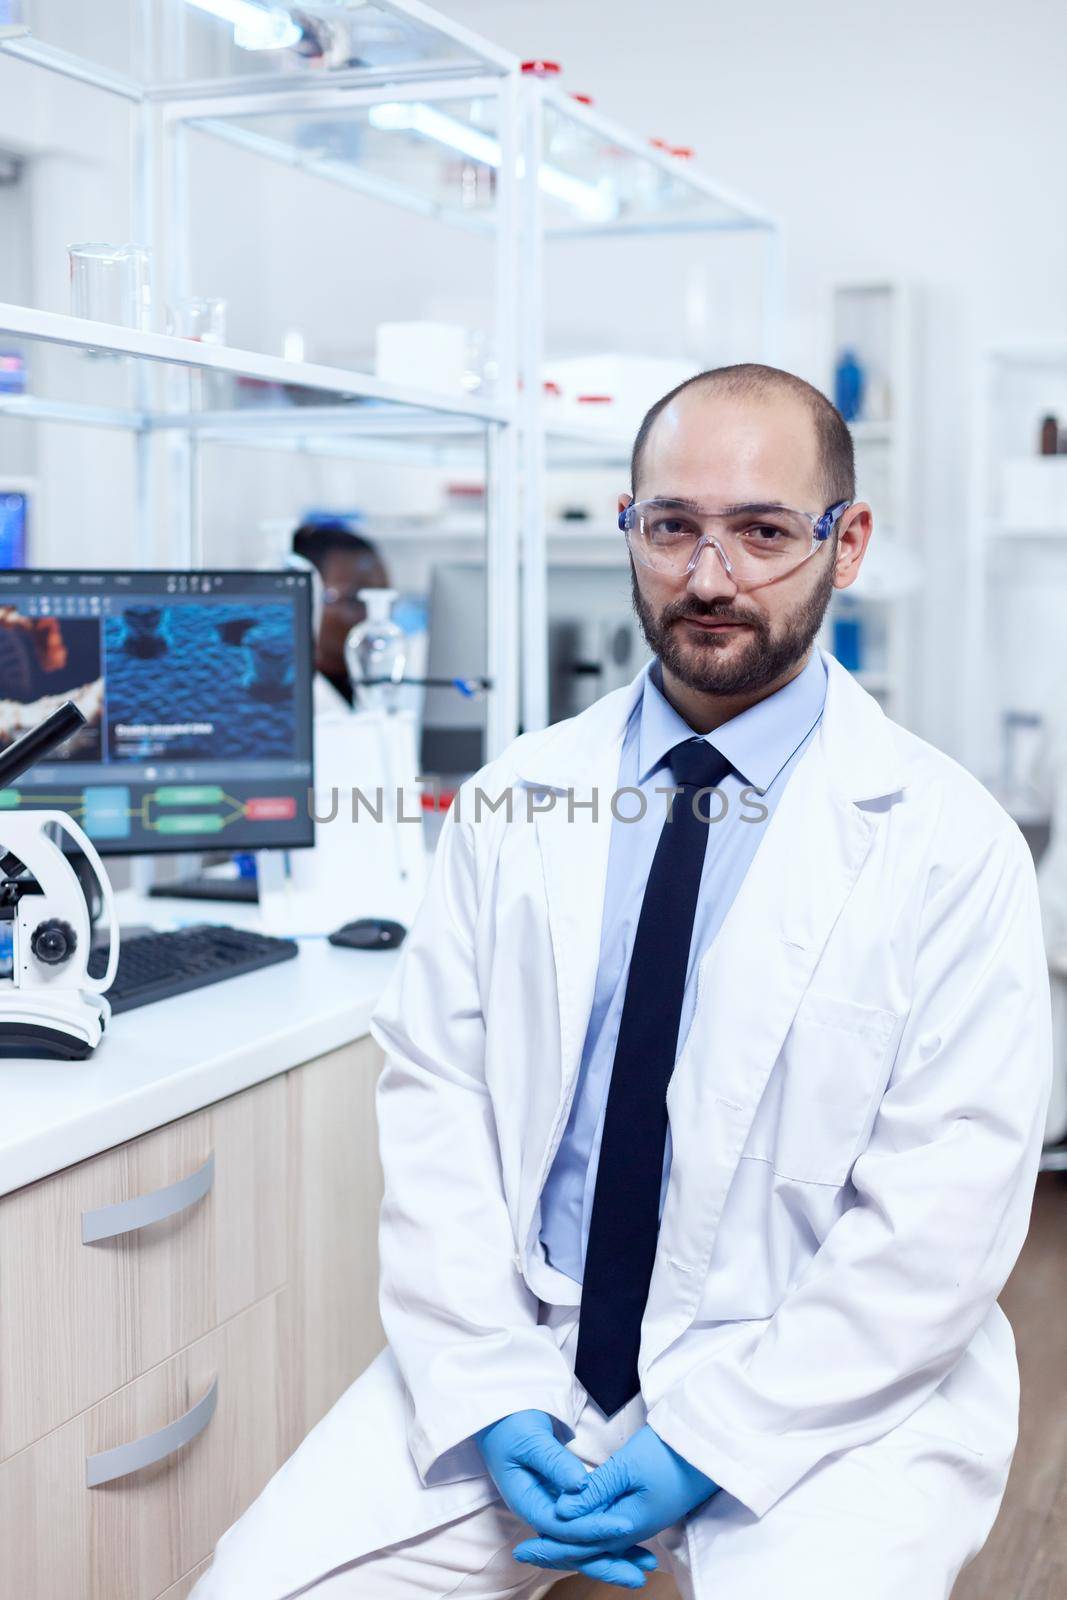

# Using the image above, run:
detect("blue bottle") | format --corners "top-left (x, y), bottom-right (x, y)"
top-left (832, 610), bottom-right (864, 671)
top-left (834, 348), bottom-right (865, 423)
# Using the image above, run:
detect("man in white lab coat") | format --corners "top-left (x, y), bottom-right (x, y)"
top-left (193, 365), bottom-right (1052, 1600)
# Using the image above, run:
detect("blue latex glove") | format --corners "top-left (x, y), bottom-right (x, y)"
top-left (512, 1422), bottom-right (720, 1573)
top-left (473, 1410), bottom-right (661, 1589)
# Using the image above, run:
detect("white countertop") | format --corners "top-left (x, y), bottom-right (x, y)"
top-left (0, 889), bottom-right (399, 1199)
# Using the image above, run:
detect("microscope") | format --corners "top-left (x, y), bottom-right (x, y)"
top-left (0, 701), bottom-right (119, 1059)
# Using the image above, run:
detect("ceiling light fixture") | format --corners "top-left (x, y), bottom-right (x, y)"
top-left (184, 0), bottom-right (303, 52)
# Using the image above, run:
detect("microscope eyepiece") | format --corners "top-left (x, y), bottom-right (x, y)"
top-left (0, 701), bottom-right (87, 791)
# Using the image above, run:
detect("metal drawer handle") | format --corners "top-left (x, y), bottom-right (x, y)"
top-left (86, 1376), bottom-right (218, 1488)
top-left (81, 1152), bottom-right (215, 1244)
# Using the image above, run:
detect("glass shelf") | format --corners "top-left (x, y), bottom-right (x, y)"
top-left (537, 88), bottom-right (775, 238)
top-left (0, 303), bottom-right (509, 439)
top-left (189, 89), bottom-right (504, 229)
top-left (3, 0), bottom-right (512, 97)
top-left (0, 308), bottom-right (651, 472)
top-left (177, 79), bottom-right (777, 239)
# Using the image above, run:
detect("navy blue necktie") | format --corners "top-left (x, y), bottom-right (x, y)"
top-left (574, 734), bottom-right (733, 1417)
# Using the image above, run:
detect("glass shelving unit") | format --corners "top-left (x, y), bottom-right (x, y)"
top-left (0, 0), bottom-right (523, 760)
top-left (0, 0), bottom-right (782, 750)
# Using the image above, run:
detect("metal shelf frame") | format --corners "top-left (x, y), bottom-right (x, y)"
top-left (516, 72), bottom-right (782, 732)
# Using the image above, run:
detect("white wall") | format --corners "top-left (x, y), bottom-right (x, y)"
top-left (2, 0), bottom-right (1066, 759)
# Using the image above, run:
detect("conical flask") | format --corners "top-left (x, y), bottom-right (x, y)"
top-left (343, 587), bottom-right (406, 712)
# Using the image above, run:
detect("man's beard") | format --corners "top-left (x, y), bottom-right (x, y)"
top-left (629, 544), bottom-right (836, 697)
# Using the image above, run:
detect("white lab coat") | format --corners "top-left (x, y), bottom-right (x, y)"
top-left (312, 670), bottom-right (352, 717)
top-left (196, 647), bottom-right (1052, 1599)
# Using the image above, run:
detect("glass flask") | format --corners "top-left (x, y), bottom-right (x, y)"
top-left (343, 588), bottom-right (407, 712)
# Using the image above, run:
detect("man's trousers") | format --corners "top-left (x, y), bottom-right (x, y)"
top-left (192, 1300), bottom-right (1012, 1600)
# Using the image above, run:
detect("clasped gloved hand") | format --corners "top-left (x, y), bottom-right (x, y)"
top-left (472, 1410), bottom-right (662, 1589)
top-left (510, 1422), bottom-right (720, 1582)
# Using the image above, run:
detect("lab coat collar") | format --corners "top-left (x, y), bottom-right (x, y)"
top-left (636, 650), bottom-right (828, 792)
top-left (512, 647), bottom-right (905, 806)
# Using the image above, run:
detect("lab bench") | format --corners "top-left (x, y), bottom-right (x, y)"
top-left (0, 890), bottom-right (398, 1600)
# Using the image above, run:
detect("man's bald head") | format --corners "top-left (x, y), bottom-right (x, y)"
top-left (630, 363), bottom-right (855, 506)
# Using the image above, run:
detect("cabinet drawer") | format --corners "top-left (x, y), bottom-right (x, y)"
top-left (0, 1289), bottom-right (289, 1600)
top-left (0, 1073), bottom-right (287, 1460)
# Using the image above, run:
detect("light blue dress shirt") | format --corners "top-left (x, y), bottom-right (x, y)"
top-left (537, 647), bottom-right (829, 1286)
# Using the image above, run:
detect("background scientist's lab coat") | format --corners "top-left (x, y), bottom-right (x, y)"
top-left (196, 647), bottom-right (1053, 1600)
top-left (312, 669), bottom-right (352, 716)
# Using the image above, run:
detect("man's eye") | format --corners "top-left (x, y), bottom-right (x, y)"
top-left (742, 524), bottom-right (795, 543)
top-left (648, 518), bottom-right (695, 540)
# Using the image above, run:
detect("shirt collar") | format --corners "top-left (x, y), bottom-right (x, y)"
top-left (636, 648), bottom-right (828, 792)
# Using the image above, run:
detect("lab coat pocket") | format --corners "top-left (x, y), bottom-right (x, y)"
top-left (741, 990), bottom-right (900, 1186)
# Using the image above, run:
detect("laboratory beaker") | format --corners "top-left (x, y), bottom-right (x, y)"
top-left (68, 243), bottom-right (152, 331)
top-left (169, 296), bottom-right (228, 345)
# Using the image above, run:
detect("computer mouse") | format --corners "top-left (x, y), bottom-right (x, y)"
top-left (328, 917), bottom-right (407, 951)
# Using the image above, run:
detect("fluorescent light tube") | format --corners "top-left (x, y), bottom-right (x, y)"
top-left (537, 163), bottom-right (614, 221)
top-left (370, 102), bottom-right (501, 169)
top-left (368, 101), bottom-right (615, 223)
top-left (184, 0), bottom-right (303, 51)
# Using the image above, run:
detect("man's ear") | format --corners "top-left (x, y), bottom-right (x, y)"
top-left (832, 502), bottom-right (874, 591)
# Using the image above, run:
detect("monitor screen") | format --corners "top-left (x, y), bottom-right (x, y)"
top-left (0, 492), bottom-right (27, 568)
top-left (0, 568), bottom-right (314, 856)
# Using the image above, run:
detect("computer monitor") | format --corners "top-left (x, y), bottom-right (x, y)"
top-left (0, 568), bottom-right (314, 856)
top-left (0, 489), bottom-right (27, 568)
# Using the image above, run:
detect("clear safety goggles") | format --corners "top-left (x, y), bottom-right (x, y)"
top-left (618, 496), bottom-right (852, 591)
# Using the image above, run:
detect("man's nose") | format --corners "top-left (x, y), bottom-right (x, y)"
top-left (684, 537), bottom-right (738, 600)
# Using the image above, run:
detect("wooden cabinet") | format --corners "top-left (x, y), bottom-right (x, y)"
top-left (0, 1035), bottom-right (386, 1600)
top-left (0, 1073), bottom-right (288, 1462)
top-left (0, 1291), bottom-right (289, 1600)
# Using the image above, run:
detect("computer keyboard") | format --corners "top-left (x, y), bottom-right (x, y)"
top-left (87, 923), bottom-right (299, 1015)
